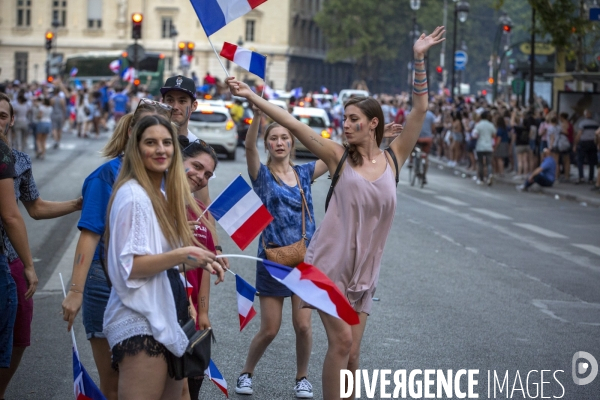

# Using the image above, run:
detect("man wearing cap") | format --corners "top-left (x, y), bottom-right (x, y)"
top-left (160, 75), bottom-right (229, 270)
top-left (160, 75), bottom-right (198, 142)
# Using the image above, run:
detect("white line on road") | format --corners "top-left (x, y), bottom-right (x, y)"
top-left (512, 223), bottom-right (568, 239)
top-left (435, 196), bottom-right (469, 206)
top-left (471, 208), bottom-right (513, 220)
top-left (572, 244), bottom-right (600, 257)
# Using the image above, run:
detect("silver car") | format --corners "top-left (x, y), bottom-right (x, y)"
top-left (188, 104), bottom-right (237, 160)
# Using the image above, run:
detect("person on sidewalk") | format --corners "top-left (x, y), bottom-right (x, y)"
top-left (517, 147), bottom-right (556, 191)
top-left (472, 111), bottom-right (496, 185)
top-left (574, 110), bottom-right (599, 184)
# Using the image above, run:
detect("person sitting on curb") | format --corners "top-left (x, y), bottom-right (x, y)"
top-left (517, 147), bottom-right (556, 191)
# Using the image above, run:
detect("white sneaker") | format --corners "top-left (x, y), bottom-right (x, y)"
top-left (235, 373), bottom-right (253, 395)
top-left (487, 175), bottom-right (493, 186)
top-left (476, 179), bottom-right (483, 185)
top-left (295, 377), bottom-right (314, 398)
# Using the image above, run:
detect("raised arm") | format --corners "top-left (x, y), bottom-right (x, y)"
top-left (245, 104), bottom-right (262, 180)
top-left (389, 26), bottom-right (445, 166)
top-left (227, 78), bottom-right (344, 171)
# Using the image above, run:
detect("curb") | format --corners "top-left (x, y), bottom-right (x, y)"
top-left (428, 156), bottom-right (600, 208)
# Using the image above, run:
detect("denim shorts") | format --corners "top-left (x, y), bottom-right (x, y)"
top-left (82, 260), bottom-right (111, 340)
top-left (0, 254), bottom-right (17, 367)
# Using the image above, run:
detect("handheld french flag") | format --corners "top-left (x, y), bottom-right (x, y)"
top-left (70, 67), bottom-right (78, 77)
top-left (73, 347), bottom-right (106, 400)
top-left (121, 67), bottom-right (135, 83)
top-left (207, 175), bottom-right (273, 250)
top-left (236, 274), bottom-right (257, 331)
top-left (109, 59), bottom-right (121, 74)
top-left (263, 260), bottom-right (360, 326)
top-left (191, 0), bottom-right (268, 37)
top-left (220, 42), bottom-right (266, 80)
top-left (205, 359), bottom-right (229, 398)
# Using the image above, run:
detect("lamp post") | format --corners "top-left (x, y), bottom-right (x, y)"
top-left (169, 25), bottom-right (178, 75)
top-left (492, 12), bottom-right (512, 101)
top-left (409, 0), bottom-right (421, 96)
top-left (450, 0), bottom-right (469, 99)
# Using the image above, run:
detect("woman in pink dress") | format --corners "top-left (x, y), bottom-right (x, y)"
top-left (228, 27), bottom-right (445, 399)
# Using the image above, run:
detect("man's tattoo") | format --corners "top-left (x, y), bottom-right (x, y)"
top-left (200, 296), bottom-right (207, 309)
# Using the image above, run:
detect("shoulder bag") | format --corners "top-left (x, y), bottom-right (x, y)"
top-left (263, 168), bottom-right (312, 267)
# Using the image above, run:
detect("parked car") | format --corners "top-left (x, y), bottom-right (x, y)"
top-left (188, 104), bottom-right (237, 160)
top-left (235, 106), bottom-right (254, 147)
top-left (292, 106), bottom-right (333, 157)
top-left (338, 89), bottom-right (370, 105)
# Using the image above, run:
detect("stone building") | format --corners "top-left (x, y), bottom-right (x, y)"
top-left (0, 0), bottom-right (354, 92)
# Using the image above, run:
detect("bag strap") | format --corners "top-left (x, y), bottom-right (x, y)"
top-left (385, 147), bottom-right (400, 186)
top-left (325, 148), bottom-right (349, 212)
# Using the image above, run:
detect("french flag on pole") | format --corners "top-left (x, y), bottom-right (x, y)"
top-left (220, 42), bottom-right (266, 80)
top-left (73, 347), bottom-right (106, 400)
top-left (263, 260), bottom-right (360, 326)
top-left (236, 274), bottom-right (257, 331)
top-left (109, 59), bottom-right (121, 74)
top-left (70, 67), bottom-right (78, 77)
top-left (121, 67), bottom-right (135, 83)
top-left (190, 0), bottom-right (268, 37)
top-left (207, 175), bottom-right (273, 250)
top-left (205, 359), bottom-right (229, 397)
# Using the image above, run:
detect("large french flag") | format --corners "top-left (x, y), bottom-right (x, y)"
top-left (263, 260), bottom-right (360, 326)
top-left (73, 347), bottom-right (106, 400)
top-left (205, 359), bottom-right (229, 398)
top-left (207, 175), bottom-right (273, 250)
top-left (236, 274), bottom-right (257, 331)
top-left (220, 42), bottom-right (266, 79)
top-left (190, 0), bottom-right (268, 37)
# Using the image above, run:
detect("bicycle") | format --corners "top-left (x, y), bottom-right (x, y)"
top-left (408, 144), bottom-right (428, 188)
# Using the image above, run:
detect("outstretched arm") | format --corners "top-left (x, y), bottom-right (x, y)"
top-left (389, 26), bottom-right (445, 166)
top-left (23, 196), bottom-right (82, 220)
top-left (245, 104), bottom-right (262, 180)
top-left (227, 78), bottom-right (345, 172)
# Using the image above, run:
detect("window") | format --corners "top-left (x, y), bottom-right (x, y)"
top-left (245, 20), bottom-right (255, 42)
top-left (15, 52), bottom-right (28, 83)
top-left (52, 0), bottom-right (67, 27)
top-left (161, 17), bottom-right (174, 39)
top-left (16, 0), bottom-right (31, 27)
top-left (87, 0), bottom-right (102, 28)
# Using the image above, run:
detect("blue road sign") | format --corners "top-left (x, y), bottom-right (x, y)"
top-left (590, 7), bottom-right (600, 21)
top-left (455, 50), bottom-right (468, 71)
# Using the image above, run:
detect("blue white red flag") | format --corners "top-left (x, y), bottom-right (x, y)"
top-left (70, 67), bottom-right (78, 77)
top-left (109, 59), bottom-right (121, 74)
top-left (207, 175), bottom-right (273, 250)
top-left (291, 87), bottom-right (303, 98)
top-left (235, 274), bottom-right (257, 331)
top-left (205, 359), bottom-right (229, 397)
top-left (121, 67), bottom-right (135, 83)
top-left (220, 42), bottom-right (266, 79)
top-left (190, 0), bottom-right (268, 37)
top-left (263, 260), bottom-right (360, 325)
top-left (73, 347), bottom-right (106, 400)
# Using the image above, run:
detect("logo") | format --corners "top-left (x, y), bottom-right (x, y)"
top-left (176, 76), bottom-right (183, 87)
top-left (572, 351), bottom-right (598, 386)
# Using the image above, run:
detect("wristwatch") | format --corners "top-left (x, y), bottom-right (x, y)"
top-left (214, 245), bottom-right (223, 252)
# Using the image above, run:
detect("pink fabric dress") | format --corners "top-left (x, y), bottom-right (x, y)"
top-left (305, 157), bottom-right (397, 314)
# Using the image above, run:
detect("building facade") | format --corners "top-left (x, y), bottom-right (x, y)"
top-left (0, 0), bottom-right (354, 92)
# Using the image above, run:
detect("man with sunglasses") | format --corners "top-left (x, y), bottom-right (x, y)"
top-left (160, 76), bottom-right (229, 270)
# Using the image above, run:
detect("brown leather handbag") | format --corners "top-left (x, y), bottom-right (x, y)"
top-left (263, 169), bottom-right (312, 267)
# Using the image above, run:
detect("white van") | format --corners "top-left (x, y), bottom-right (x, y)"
top-left (338, 89), bottom-right (370, 105)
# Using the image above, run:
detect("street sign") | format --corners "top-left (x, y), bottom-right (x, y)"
top-left (512, 79), bottom-right (526, 95)
top-left (590, 7), bottom-right (600, 21)
top-left (126, 44), bottom-right (146, 63)
top-left (455, 50), bottom-right (468, 71)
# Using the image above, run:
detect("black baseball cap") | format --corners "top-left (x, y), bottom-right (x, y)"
top-left (160, 75), bottom-right (196, 101)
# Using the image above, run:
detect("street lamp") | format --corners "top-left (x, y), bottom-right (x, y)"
top-left (169, 25), bottom-right (178, 75)
top-left (492, 12), bottom-right (513, 100)
top-left (409, 0), bottom-right (421, 96)
top-left (450, 0), bottom-right (469, 99)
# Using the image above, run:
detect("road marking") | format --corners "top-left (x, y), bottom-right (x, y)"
top-left (435, 196), bottom-right (469, 206)
top-left (472, 208), bottom-right (512, 220)
top-left (572, 244), bottom-right (600, 257)
top-left (512, 223), bottom-right (568, 239)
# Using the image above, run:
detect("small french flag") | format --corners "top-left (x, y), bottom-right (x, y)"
top-left (190, 0), bottom-right (268, 37)
top-left (109, 59), bottom-right (121, 74)
top-left (205, 359), bottom-right (228, 398)
top-left (236, 274), bottom-right (257, 331)
top-left (220, 42), bottom-right (266, 79)
top-left (207, 175), bottom-right (273, 250)
top-left (121, 67), bottom-right (135, 83)
top-left (263, 260), bottom-right (360, 326)
top-left (70, 67), bottom-right (78, 77)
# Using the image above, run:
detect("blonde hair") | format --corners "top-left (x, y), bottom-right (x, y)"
top-left (263, 123), bottom-right (294, 185)
top-left (106, 115), bottom-right (203, 250)
top-left (101, 113), bottom-right (133, 158)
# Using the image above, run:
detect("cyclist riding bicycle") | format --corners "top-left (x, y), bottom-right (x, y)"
top-left (409, 104), bottom-right (436, 184)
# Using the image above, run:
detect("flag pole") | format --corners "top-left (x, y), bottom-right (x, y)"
top-left (59, 273), bottom-right (78, 351)
top-left (207, 36), bottom-right (230, 78)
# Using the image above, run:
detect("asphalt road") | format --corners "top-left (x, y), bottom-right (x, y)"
top-left (5, 131), bottom-right (600, 399)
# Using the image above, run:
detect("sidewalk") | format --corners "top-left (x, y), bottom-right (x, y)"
top-left (429, 156), bottom-right (600, 208)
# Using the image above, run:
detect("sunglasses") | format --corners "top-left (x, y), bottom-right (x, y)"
top-left (135, 98), bottom-right (174, 120)
top-left (185, 139), bottom-right (218, 160)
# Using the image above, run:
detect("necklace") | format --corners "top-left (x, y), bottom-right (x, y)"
top-left (367, 152), bottom-right (381, 164)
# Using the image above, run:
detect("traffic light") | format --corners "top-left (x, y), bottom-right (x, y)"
top-left (488, 77), bottom-right (495, 85)
top-left (47, 76), bottom-right (54, 83)
top-left (502, 24), bottom-right (511, 33)
top-left (178, 42), bottom-right (186, 58)
top-left (131, 13), bottom-right (143, 39)
top-left (482, 89), bottom-right (488, 96)
top-left (187, 42), bottom-right (195, 60)
top-left (45, 31), bottom-right (54, 51)
top-left (435, 65), bottom-right (443, 79)
top-left (133, 78), bottom-right (141, 86)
